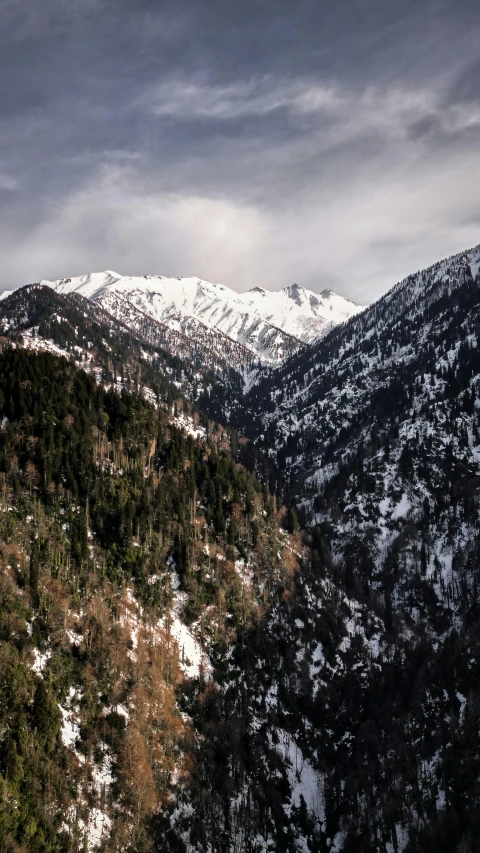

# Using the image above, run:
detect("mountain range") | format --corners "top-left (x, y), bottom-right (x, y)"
top-left (36, 270), bottom-right (364, 364)
top-left (1, 243), bottom-right (480, 853)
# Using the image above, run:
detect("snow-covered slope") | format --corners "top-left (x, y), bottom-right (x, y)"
top-left (240, 282), bottom-right (363, 342)
top-left (41, 271), bottom-right (364, 364)
top-left (241, 242), bottom-right (480, 501)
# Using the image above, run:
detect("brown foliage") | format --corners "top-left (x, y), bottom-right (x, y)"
top-left (120, 725), bottom-right (158, 817)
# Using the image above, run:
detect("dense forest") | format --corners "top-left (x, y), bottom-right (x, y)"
top-left (0, 349), bottom-right (298, 853)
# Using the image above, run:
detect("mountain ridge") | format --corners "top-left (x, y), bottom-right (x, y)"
top-left (36, 270), bottom-right (364, 364)
top-left (237, 241), bottom-right (480, 497)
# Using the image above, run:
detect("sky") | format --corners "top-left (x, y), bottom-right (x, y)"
top-left (0, 0), bottom-right (479, 304)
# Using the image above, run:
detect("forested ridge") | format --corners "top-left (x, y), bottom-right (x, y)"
top-left (0, 284), bottom-right (278, 489)
top-left (0, 349), bottom-right (298, 852)
top-left (0, 283), bottom-right (215, 411)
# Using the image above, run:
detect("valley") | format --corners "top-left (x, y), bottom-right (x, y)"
top-left (1, 245), bottom-right (480, 852)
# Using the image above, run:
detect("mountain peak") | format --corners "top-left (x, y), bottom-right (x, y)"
top-left (281, 282), bottom-right (307, 301)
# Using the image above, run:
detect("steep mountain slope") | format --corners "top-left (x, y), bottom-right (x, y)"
top-left (0, 349), bottom-right (300, 853)
top-left (4, 242), bottom-right (480, 853)
top-left (0, 349), bottom-right (451, 853)
top-left (0, 283), bottom-right (281, 489)
top-left (241, 243), bottom-right (480, 498)
top-left (39, 271), bottom-right (363, 364)
top-left (0, 282), bottom-right (257, 380)
top-left (4, 339), bottom-right (480, 853)
top-left (189, 241), bottom-right (480, 853)
top-left (0, 283), bottom-right (198, 405)
top-left (92, 288), bottom-right (258, 374)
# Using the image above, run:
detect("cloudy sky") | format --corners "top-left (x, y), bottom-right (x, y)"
top-left (0, 0), bottom-right (479, 303)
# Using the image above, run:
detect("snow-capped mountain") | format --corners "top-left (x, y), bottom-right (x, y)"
top-left (40, 270), bottom-right (364, 364)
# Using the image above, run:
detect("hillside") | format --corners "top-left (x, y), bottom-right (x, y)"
top-left (0, 283), bottom-right (255, 386)
top-left (0, 283), bottom-right (280, 491)
top-left (240, 243), bottom-right (480, 500)
top-left (199, 241), bottom-right (480, 852)
top-left (0, 349), bottom-right (300, 853)
top-left (2, 244), bottom-right (480, 852)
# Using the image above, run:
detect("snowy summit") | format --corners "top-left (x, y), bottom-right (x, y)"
top-left (41, 271), bottom-right (365, 363)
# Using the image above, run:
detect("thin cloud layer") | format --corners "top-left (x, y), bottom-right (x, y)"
top-left (144, 75), bottom-right (480, 140)
top-left (2, 136), bottom-right (479, 305)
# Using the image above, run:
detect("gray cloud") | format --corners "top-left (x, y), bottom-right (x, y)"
top-left (0, 0), bottom-right (479, 303)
